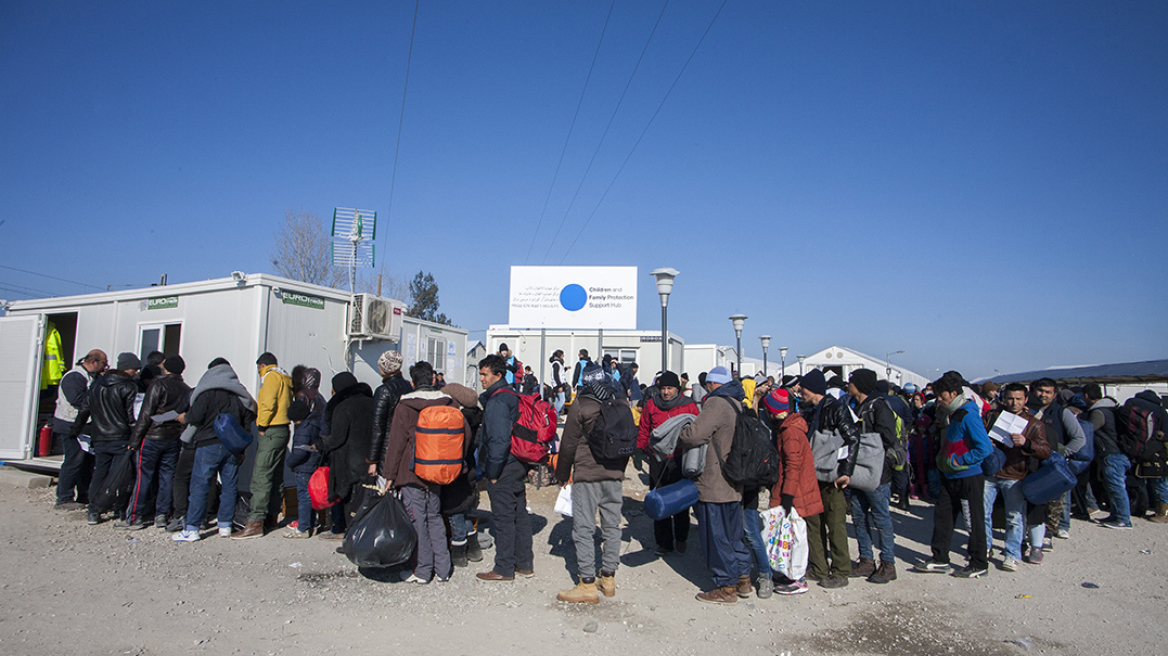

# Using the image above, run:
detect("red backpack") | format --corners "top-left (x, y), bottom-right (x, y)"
top-left (492, 387), bottom-right (557, 463)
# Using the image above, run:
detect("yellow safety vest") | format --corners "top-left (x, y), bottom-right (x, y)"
top-left (41, 321), bottom-right (65, 389)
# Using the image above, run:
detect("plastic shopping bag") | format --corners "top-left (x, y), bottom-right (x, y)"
top-left (761, 506), bottom-right (808, 581)
top-left (343, 491), bottom-right (417, 569)
top-left (308, 466), bottom-right (336, 510)
top-left (555, 485), bottom-right (573, 517)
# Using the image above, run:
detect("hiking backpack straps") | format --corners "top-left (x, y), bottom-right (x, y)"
top-left (711, 398), bottom-right (780, 489)
top-left (492, 387), bottom-right (557, 463)
top-left (586, 396), bottom-right (638, 463)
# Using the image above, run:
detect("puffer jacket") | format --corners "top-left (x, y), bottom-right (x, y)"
top-left (767, 413), bottom-right (823, 519)
top-left (636, 394), bottom-right (699, 451)
top-left (679, 393), bottom-right (742, 503)
top-left (368, 372), bottom-right (413, 464)
top-left (85, 372), bottom-right (139, 443)
top-left (555, 395), bottom-right (628, 484)
top-left (807, 394), bottom-right (861, 479)
top-left (983, 407), bottom-right (1049, 480)
top-left (381, 388), bottom-right (471, 489)
top-left (478, 379), bottom-right (520, 481)
top-left (131, 373), bottom-right (191, 442)
top-left (256, 364), bottom-right (293, 428)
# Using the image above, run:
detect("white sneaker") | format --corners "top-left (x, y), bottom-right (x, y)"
top-left (404, 573), bottom-right (431, 584)
top-left (1001, 557), bottom-right (1019, 572)
top-left (172, 529), bottom-right (201, 542)
top-left (219, 527), bottom-right (234, 538)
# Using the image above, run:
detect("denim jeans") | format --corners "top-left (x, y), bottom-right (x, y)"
top-left (128, 439), bottom-right (181, 523)
top-left (185, 443), bottom-right (239, 531)
top-left (850, 482), bottom-right (896, 564)
top-left (448, 513), bottom-right (474, 543)
top-left (694, 501), bottom-right (751, 588)
top-left (1150, 476), bottom-right (1168, 505)
top-left (1101, 453), bottom-right (1132, 524)
top-left (293, 471), bottom-right (315, 532)
top-left (741, 506), bottom-right (771, 577)
top-left (553, 391), bottom-right (566, 416)
top-left (984, 477), bottom-right (1025, 560)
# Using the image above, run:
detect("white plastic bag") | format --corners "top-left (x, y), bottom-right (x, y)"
top-left (760, 506), bottom-right (808, 580)
top-left (555, 485), bottom-right (573, 517)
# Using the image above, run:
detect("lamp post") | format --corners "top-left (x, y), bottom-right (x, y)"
top-left (886, 349), bottom-right (905, 379)
top-left (797, 354), bottom-right (806, 376)
top-left (779, 347), bottom-right (788, 381)
top-left (650, 268), bottom-right (679, 373)
top-left (759, 335), bottom-right (771, 377)
top-left (729, 314), bottom-right (747, 377)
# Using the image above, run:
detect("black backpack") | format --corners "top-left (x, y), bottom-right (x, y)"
top-left (587, 397), bottom-right (638, 462)
top-left (713, 400), bottom-right (780, 489)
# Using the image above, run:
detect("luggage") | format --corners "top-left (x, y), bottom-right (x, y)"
top-left (713, 405), bottom-right (780, 489)
top-left (848, 432), bottom-right (885, 493)
top-left (343, 492), bottom-right (417, 568)
top-left (1021, 452), bottom-right (1077, 505)
top-left (644, 478), bottom-right (699, 521)
top-left (214, 413), bottom-right (254, 454)
top-left (810, 430), bottom-right (845, 483)
top-left (760, 505), bottom-right (808, 581)
top-left (492, 387), bottom-right (558, 463)
top-left (308, 466), bottom-right (336, 510)
top-left (586, 396), bottom-right (637, 462)
top-left (413, 405), bottom-right (466, 485)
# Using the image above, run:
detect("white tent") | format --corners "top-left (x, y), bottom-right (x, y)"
top-left (791, 345), bottom-right (928, 389)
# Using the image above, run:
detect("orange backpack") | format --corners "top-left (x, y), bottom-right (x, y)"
top-left (413, 405), bottom-right (466, 485)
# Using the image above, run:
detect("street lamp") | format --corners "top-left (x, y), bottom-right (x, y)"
top-left (779, 347), bottom-right (788, 381)
top-left (886, 349), bottom-right (905, 379)
top-left (650, 268), bottom-right (679, 373)
top-left (729, 314), bottom-right (747, 376)
top-left (759, 335), bottom-right (771, 377)
top-left (797, 354), bottom-right (806, 376)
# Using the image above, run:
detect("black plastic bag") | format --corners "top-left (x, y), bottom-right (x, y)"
top-left (91, 450), bottom-right (135, 514)
top-left (343, 492), bottom-right (416, 569)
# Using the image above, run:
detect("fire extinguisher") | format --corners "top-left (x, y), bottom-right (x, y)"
top-left (38, 422), bottom-right (52, 457)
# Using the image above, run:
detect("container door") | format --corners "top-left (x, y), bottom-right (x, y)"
top-left (0, 315), bottom-right (44, 459)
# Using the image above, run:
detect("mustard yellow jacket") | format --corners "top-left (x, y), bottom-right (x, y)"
top-left (257, 365), bottom-right (293, 427)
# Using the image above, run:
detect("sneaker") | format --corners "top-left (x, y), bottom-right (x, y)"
top-left (55, 501), bottom-right (85, 511)
top-left (113, 520), bottom-right (150, 531)
top-left (950, 565), bottom-right (988, 578)
top-left (818, 575), bottom-right (848, 589)
top-left (283, 529), bottom-right (311, 539)
top-left (1055, 528), bottom-right (1070, 539)
top-left (1025, 548), bottom-right (1044, 565)
top-left (404, 573), bottom-right (431, 584)
top-left (1001, 557), bottom-right (1019, 572)
top-left (87, 512), bottom-right (101, 525)
top-left (775, 580), bottom-right (808, 595)
top-left (912, 560), bottom-right (951, 574)
top-left (165, 517), bottom-right (184, 533)
top-left (172, 529), bottom-right (201, 542)
top-left (219, 527), bottom-right (234, 538)
top-left (756, 576), bottom-right (773, 599)
top-left (1101, 520), bottom-right (1133, 530)
top-left (318, 531), bottom-right (345, 541)
top-left (1042, 537), bottom-right (1053, 550)
top-left (516, 568), bottom-right (535, 578)
top-left (154, 514), bottom-right (168, 528)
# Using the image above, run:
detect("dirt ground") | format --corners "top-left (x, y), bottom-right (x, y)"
top-left (1, 467), bottom-right (1166, 656)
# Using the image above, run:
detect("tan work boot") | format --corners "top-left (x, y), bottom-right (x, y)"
top-left (557, 580), bottom-right (599, 604)
top-left (736, 576), bottom-right (753, 598)
top-left (696, 585), bottom-right (738, 605)
top-left (598, 573), bottom-right (615, 597)
top-left (1150, 502), bottom-right (1168, 524)
top-left (232, 520), bottom-right (264, 540)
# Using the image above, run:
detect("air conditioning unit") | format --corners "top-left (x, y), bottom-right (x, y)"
top-left (348, 294), bottom-right (403, 341)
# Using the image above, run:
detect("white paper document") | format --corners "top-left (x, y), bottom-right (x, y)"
top-left (989, 411), bottom-right (1028, 446)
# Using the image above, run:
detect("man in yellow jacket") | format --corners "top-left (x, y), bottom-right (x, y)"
top-left (235, 352), bottom-right (293, 539)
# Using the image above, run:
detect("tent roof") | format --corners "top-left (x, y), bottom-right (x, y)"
top-left (990, 360), bottom-right (1168, 385)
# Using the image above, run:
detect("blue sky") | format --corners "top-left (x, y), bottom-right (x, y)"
top-left (2, 1), bottom-right (1165, 380)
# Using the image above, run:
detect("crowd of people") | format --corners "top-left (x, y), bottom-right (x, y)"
top-left (48, 343), bottom-right (1168, 605)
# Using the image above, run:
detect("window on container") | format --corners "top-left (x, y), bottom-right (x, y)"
top-left (427, 337), bottom-right (446, 372)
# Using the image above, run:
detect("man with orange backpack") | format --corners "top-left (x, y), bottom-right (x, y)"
top-left (381, 360), bottom-right (472, 583)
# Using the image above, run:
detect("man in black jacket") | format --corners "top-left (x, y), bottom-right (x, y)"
top-left (84, 352), bottom-right (140, 525)
top-left (366, 350), bottom-right (412, 479)
top-left (121, 355), bottom-right (191, 529)
top-left (314, 372), bottom-right (375, 536)
top-left (475, 354), bottom-right (529, 582)
top-left (799, 368), bottom-right (860, 588)
top-left (847, 369), bottom-right (900, 584)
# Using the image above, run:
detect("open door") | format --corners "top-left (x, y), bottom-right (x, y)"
top-left (0, 315), bottom-right (43, 460)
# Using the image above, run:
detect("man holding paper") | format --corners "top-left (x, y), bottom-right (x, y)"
top-left (982, 383), bottom-right (1050, 570)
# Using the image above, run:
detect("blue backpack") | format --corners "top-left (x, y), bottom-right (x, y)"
top-left (214, 413), bottom-right (254, 454)
top-left (1067, 416), bottom-right (1095, 476)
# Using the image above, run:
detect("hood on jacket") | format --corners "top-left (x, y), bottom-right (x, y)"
top-left (706, 379), bottom-right (745, 402)
top-left (1135, 390), bottom-right (1165, 407)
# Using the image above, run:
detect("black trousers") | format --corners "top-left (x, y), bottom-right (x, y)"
top-left (486, 460), bottom-right (533, 576)
top-left (930, 473), bottom-right (987, 569)
top-left (649, 456), bottom-right (690, 549)
top-left (88, 441), bottom-right (129, 514)
top-left (56, 431), bottom-right (93, 505)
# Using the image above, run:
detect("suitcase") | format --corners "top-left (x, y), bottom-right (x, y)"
top-left (1021, 452), bottom-right (1077, 505)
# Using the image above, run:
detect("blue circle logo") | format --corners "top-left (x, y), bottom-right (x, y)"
top-left (560, 284), bottom-right (587, 311)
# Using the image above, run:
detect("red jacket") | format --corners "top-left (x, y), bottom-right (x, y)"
top-left (636, 396), bottom-right (700, 451)
top-left (768, 413), bottom-right (823, 519)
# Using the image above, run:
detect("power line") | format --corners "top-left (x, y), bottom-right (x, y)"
top-left (541, 0), bottom-right (671, 264)
top-left (0, 281), bottom-right (56, 297)
top-left (384, 0), bottom-right (421, 255)
top-left (0, 264), bottom-right (104, 290)
top-left (523, 0), bottom-right (616, 265)
top-left (560, 0), bottom-right (729, 264)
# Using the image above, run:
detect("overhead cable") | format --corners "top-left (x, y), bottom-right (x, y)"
top-left (384, 0), bottom-right (421, 253)
top-left (0, 264), bottom-right (104, 290)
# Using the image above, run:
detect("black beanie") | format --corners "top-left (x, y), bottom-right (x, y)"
top-left (800, 369), bottom-right (827, 396)
top-left (657, 371), bottom-right (681, 389)
top-left (162, 355), bottom-right (186, 375)
top-left (850, 369), bottom-right (879, 396)
top-left (331, 371), bottom-right (358, 394)
top-left (288, 399), bottom-right (311, 423)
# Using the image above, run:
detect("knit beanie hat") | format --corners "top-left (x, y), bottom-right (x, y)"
top-left (377, 350), bottom-right (404, 375)
top-left (288, 399), bottom-right (311, 423)
top-left (657, 371), bottom-right (681, 389)
top-left (763, 388), bottom-right (790, 415)
top-left (331, 371), bottom-right (358, 394)
top-left (706, 366), bottom-right (732, 385)
top-left (116, 352), bottom-right (141, 371)
top-left (799, 369), bottom-right (827, 396)
top-left (849, 369), bottom-right (879, 396)
top-left (162, 355), bottom-right (185, 375)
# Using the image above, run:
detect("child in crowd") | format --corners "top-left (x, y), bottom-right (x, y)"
top-left (908, 414), bottom-right (938, 501)
top-left (285, 398), bottom-right (321, 538)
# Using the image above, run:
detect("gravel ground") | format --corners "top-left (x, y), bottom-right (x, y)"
top-left (1, 468), bottom-right (1166, 656)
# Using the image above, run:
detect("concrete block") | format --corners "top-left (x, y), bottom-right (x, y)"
top-left (0, 467), bottom-right (54, 489)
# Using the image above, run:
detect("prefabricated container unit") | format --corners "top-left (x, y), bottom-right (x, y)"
top-left (0, 274), bottom-right (466, 468)
top-left (485, 326), bottom-right (684, 388)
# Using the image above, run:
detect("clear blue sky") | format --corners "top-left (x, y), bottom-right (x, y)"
top-left (2, 1), bottom-right (1166, 380)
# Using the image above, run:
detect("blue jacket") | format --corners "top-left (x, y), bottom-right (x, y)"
top-left (478, 378), bottom-right (520, 480)
top-left (288, 412), bottom-right (323, 474)
top-left (939, 400), bottom-right (993, 479)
